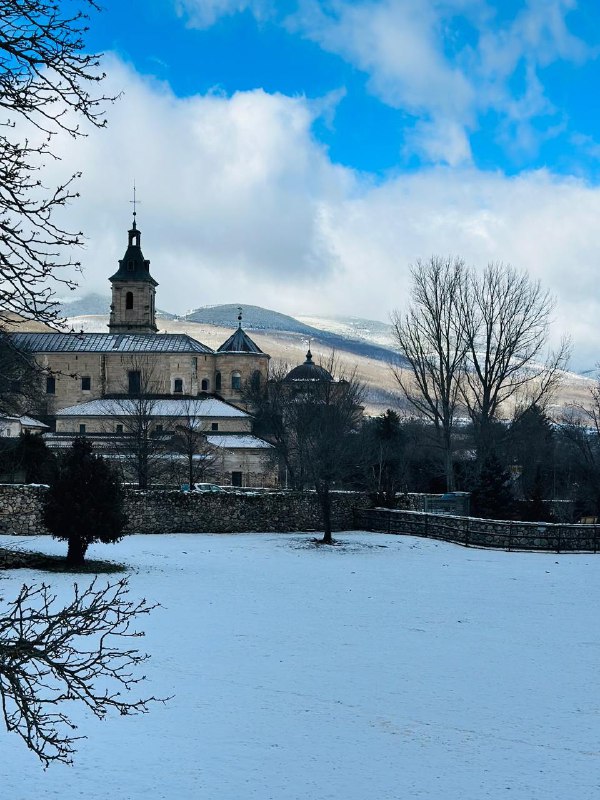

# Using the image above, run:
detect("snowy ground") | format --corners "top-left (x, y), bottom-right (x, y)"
top-left (1, 532), bottom-right (599, 800)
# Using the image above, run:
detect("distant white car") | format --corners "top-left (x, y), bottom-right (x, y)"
top-left (192, 483), bottom-right (224, 493)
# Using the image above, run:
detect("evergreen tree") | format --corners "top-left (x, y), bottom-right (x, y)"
top-left (471, 452), bottom-right (515, 520)
top-left (13, 432), bottom-right (57, 484)
top-left (44, 438), bottom-right (127, 565)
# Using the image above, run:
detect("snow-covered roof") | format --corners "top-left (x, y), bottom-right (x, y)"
top-left (19, 415), bottom-right (50, 429)
top-left (207, 434), bottom-right (273, 450)
top-left (0, 414), bottom-right (48, 429)
top-left (9, 331), bottom-right (213, 354)
top-left (55, 397), bottom-right (250, 418)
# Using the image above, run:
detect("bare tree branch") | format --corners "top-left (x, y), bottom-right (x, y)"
top-left (0, 0), bottom-right (115, 326)
top-left (460, 262), bottom-right (571, 448)
top-left (0, 577), bottom-right (161, 766)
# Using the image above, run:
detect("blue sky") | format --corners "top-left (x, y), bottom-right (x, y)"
top-left (54, 1), bottom-right (600, 368)
top-left (87, 0), bottom-right (600, 177)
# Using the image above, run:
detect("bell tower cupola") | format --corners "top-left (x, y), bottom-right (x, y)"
top-left (108, 214), bottom-right (158, 334)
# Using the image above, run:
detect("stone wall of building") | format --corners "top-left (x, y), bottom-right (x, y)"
top-left (0, 485), bottom-right (371, 537)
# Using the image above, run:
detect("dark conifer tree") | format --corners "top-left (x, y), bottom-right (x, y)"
top-left (471, 452), bottom-right (515, 520)
top-left (44, 438), bottom-right (127, 565)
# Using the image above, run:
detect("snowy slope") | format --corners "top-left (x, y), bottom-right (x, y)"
top-left (2, 532), bottom-right (599, 800)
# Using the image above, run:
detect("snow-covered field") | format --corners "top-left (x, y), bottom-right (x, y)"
top-left (1, 532), bottom-right (599, 800)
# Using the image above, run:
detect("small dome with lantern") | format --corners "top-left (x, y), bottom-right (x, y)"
top-left (285, 349), bottom-right (333, 382)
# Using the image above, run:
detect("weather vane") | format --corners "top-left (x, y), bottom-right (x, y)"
top-left (130, 181), bottom-right (141, 220)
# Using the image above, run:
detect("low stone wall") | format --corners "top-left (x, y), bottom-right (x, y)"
top-left (123, 490), bottom-right (370, 534)
top-left (0, 485), bottom-right (48, 535)
top-left (0, 484), bottom-right (371, 536)
top-left (355, 508), bottom-right (600, 552)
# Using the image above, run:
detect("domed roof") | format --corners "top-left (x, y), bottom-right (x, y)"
top-left (285, 349), bottom-right (333, 382)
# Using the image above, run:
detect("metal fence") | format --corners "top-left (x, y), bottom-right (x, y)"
top-left (353, 508), bottom-right (600, 553)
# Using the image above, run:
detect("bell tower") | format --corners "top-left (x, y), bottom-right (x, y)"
top-left (108, 216), bottom-right (158, 334)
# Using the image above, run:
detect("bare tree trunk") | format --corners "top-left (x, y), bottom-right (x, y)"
top-left (319, 485), bottom-right (333, 544)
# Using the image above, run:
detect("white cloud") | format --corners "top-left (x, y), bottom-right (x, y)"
top-left (174, 0), bottom-right (269, 28)
top-left (46, 55), bottom-right (600, 370)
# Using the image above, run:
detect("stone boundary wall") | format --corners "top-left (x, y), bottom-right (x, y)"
top-left (355, 508), bottom-right (600, 552)
top-left (0, 485), bottom-right (48, 536)
top-left (0, 485), bottom-right (371, 536)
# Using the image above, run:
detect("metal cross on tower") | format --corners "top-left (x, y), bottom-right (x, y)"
top-left (130, 182), bottom-right (141, 220)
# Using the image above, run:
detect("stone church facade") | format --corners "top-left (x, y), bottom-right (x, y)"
top-left (10, 218), bottom-right (276, 487)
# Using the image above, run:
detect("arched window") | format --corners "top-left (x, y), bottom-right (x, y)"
top-left (201, 378), bottom-right (209, 392)
top-left (126, 291), bottom-right (134, 310)
top-left (231, 372), bottom-right (241, 390)
top-left (215, 372), bottom-right (222, 391)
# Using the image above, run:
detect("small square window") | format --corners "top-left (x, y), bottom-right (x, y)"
top-left (81, 376), bottom-right (91, 391)
top-left (211, 422), bottom-right (219, 431)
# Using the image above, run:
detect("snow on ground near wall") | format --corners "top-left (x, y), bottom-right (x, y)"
top-left (1, 532), bottom-right (600, 800)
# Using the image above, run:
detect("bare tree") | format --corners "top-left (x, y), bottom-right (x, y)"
top-left (111, 357), bottom-right (167, 489)
top-left (245, 355), bottom-right (364, 541)
top-left (296, 358), bottom-right (365, 543)
top-left (0, 578), bottom-right (160, 766)
top-left (172, 399), bottom-right (219, 488)
top-left (1, 0), bottom-right (114, 326)
top-left (242, 360), bottom-right (301, 489)
top-left (391, 256), bottom-right (467, 491)
top-left (460, 262), bottom-right (570, 452)
top-left (0, 333), bottom-right (45, 415)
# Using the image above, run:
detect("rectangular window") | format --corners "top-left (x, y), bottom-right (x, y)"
top-left (46, 376), bottom-right (56, 395)
top-left (156, 424), bottom-right (163, 433)
top-left (128, 370), bottom-right (141, 395)
top-left (81, 376), bottom-right (91, 391)
top-left (173, 378), bottom-right (183, 394)
top-left (79, 424), bottom-right (86, 434)
top-left (211, 422), bottom-right (219, 431)
top-left (116, 424), bottom-right (123, 434)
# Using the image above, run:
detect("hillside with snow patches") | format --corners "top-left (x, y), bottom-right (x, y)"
top-left (59, 295), bottom-right (594, 415)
